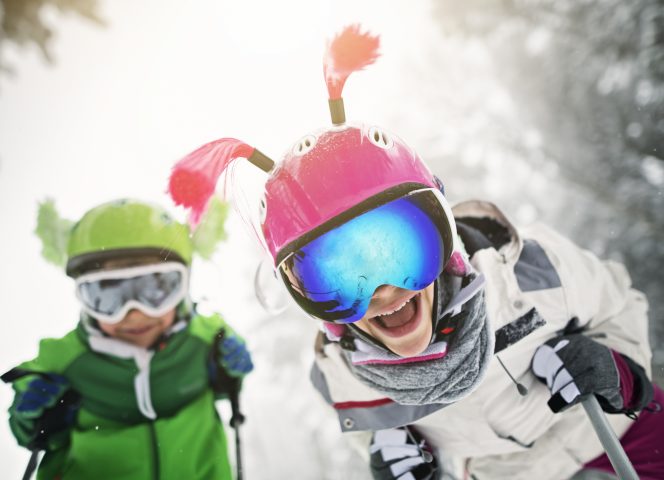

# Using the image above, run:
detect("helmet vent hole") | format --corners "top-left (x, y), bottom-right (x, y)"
top-left (292, 135), bottom-right (317, 156)
top-left (259, 194), bottom-right (267, 223)
top-left (368, 126), bottom-right (394, 149)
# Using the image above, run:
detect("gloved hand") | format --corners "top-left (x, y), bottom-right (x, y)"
top-left (9, 374), bottom-right (80, 450)
top-left (532, 334), bottom-right (623, 413)
top-left (212, 329), bottom-right (253, 379)
top-left (369, 426), bottom-right (439, 480)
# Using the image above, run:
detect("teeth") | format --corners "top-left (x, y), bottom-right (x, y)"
top-left (378, 297), bottom-right (413, 316)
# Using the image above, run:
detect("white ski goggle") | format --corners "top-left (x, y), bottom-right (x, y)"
top-left (75, 262), bottom-right (189, 324)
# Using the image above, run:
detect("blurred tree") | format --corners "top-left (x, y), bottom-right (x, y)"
top-left (432, 0), bottom-right (664, 383)
top-left (0, 0), bottom-right (102, 75)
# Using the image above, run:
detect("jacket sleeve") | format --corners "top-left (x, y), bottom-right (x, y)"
top-left (189, 311), bottom-right (248, 398)
top-left (8, 330), bottom-right (84, 393)
top-left (5, 330), bottom-right (83, 450)
top-left (531, 223), bottom-right (652, 377)
top-left (189, 312), bottom-right (234, 342)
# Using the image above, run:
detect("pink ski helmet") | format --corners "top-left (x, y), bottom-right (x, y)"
top-left (263, 123), bottom-right (441, 264)
top-left (168, 24), bottom-right (464, 274)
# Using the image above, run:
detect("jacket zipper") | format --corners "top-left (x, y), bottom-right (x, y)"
top-left (148, 421), bottom-right (160, 480)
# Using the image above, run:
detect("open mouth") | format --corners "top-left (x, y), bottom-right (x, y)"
top-left (369, 292), bottom-right (421, 338)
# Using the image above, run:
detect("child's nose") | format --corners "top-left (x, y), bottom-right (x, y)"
top-left (124, 308), bottom-right (148, 320)
top-left (371, 284), bottom-right (400, 300)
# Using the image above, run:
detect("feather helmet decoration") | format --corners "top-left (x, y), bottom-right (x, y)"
top-left (168, 138), bottom-right (274, 227)
top-left (167, 25), bottom-right (382, 230)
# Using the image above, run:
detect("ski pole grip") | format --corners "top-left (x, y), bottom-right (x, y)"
top-left (229, 383), bottom-right (244, 428)
top-left (212, 331), bottom-right (245, 428)
top-left (581, 395), bottom-right (638, 480)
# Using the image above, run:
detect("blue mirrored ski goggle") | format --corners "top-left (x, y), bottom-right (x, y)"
top-left (278, 188), bottom-right (455, 323)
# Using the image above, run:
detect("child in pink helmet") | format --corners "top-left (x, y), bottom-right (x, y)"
top-left (169, 25), bottom-right (662, 480)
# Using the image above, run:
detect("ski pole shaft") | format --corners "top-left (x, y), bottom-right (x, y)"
top-left (210, 331), bottom-right (245, 480)
top-left (581, 396), bottom-right (638, 480)
top-left (22, 450), bottom-right (40, 480)
top-left (3, 370), bottom-right (52, 480)
top-left (229, 383), bottom-right (243, 480)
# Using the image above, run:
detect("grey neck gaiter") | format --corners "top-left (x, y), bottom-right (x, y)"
top-left (343, 274), bottom-right (493, 405)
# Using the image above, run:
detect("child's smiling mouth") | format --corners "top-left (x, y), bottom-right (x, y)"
top-left (120, 324), bottom-right (157, 336)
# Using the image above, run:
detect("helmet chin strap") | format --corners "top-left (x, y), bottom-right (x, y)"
top-left (346, 322), bottom-right (393, 354)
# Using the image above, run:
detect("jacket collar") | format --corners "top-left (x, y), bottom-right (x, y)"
top-left (452, 200), bottom-right (523, 263)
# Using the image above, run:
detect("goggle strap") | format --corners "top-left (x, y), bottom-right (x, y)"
top-left (75, 262), bottom-right (187, 284)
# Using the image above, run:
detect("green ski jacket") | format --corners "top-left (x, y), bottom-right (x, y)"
top-left (9, 309), bottom-right (235, 479)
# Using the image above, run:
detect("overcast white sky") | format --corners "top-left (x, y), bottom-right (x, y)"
top-left (0, 1), bottom-right (442, 478)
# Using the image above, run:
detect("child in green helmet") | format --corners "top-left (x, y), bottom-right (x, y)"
top-left (3, 198), bottom-right (252, 480)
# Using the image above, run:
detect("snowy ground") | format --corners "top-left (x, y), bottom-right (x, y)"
top-left (0, 1), bottom-right (658, 479)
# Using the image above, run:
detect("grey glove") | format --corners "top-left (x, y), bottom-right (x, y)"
top-left (532, 334), bottom-right (623, 413)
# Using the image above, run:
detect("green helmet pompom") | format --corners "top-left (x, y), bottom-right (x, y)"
top-left (35, 199), bottom-right (74, 267)
top-left (192, 196), bottom-right (229, 260)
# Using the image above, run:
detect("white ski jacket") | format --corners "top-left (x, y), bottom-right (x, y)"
top-left (311, 200), bottom-right (652, 480)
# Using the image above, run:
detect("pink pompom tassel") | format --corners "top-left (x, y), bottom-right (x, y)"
top-left (168, 138), bottom-right (254, 227)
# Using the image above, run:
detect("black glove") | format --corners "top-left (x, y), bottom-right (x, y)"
top-left (369, 426), bottom-right (438, 480)
top-left (532, 334), bottom-right (626, 413)
top-left (8, 373), bottom-right (81, 450)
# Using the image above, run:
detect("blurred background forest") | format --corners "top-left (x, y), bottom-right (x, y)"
top-left (1, 0), bottom-right (662, 479)
top-left (428, 0), bottom-right (664, 386)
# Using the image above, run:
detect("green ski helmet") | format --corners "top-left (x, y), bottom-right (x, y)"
top-left (66, 199), bottom-right (192, 277)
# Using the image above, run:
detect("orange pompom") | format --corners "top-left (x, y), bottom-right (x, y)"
top-left (324, 24), bottom-right (380, 100)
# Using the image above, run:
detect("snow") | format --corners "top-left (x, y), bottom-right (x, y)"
top-left (641, 155), bottom-right (664, 187)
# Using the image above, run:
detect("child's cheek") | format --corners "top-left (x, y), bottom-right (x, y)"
top-left (97, 321), bottom-right (119, 337)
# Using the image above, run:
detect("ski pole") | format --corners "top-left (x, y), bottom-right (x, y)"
top-left (228, 379), bottom-right (245, 480)
top-left (211, 332), bottom-right (246, 480)
top-left (2, 368), bottom-right (80, 480)
top-left (581, 395), bottom-right (638, 480)
top-left (3, 369), bottom-right (41, 480)
top-left (22, 450), bottom-right (40, 480)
